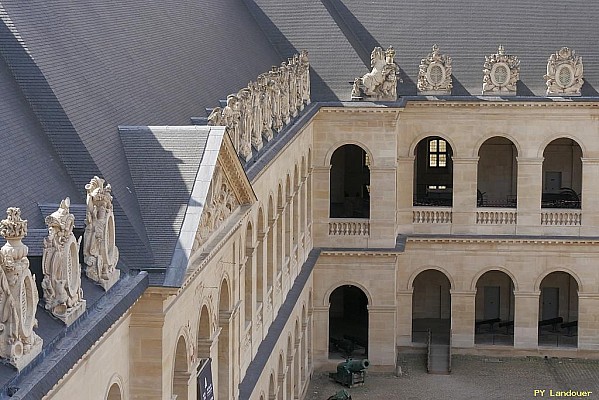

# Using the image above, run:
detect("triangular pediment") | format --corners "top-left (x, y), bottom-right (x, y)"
top-left (164, 129), bottom-right (255, 286)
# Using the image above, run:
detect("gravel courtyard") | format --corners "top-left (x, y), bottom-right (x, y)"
top-left (307, 354), bottom-right (599, 400)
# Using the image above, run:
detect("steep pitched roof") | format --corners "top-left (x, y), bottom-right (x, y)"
top-left (248, 0), bottom-right (599, 99)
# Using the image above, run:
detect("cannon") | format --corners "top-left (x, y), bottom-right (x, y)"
top-left (327, 389), bottom-right (352, 400)
top-left (329, 358), bottom-right (370, 388)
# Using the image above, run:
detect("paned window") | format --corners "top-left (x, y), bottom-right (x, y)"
top-left (429, 138), bottom-right (447, 167)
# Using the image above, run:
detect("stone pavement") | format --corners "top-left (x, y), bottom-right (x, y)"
top-left (307, 354), bottom-right (599, 399)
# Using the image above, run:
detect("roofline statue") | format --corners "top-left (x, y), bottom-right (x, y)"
top-left (42, 198), bottom-right (86, 325)
top-left (351, 46), bottom-right (400, 101)
top-left (84, 176), bottom-right (120, 291)
top-left (0, 208), bottom-right (43, 370)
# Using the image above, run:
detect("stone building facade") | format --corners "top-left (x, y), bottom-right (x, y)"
top-left (2, 1), bottom-right (599, 399)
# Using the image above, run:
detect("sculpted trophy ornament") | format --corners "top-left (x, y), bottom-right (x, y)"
top-left (83, 176), bottom-right (120, 291)
top-left (545, 47), bottom-right (583, 96)
top-left (351, 46), bottom-right (400, 101)
top-left (418, 44), bottom-right (453, 95)
top-left (42, 198), bottom-right (86, 325)
top-left (0, 208), bottom-right (43, 370)
top-left (482, 45), bottom-right (519, 96)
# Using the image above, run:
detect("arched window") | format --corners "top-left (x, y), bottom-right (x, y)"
top-left (414, 137), bottom-right (453, 206)
top-left (329, 144), bottom-right (370, 218)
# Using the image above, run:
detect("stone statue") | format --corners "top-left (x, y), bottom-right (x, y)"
top-left (545, 47), bottom-right (583, 96)
top-left (84, 176), bottom-right (120, 291)
top-left (204, 51), bottom-right (310, 161)
top-left (352, 46), bottom-right (399, 101)
top-left (222, 94), bottom-right (241, 151)
top-left (418, 44), bottom-right (453, 95)
top-left (236, 88), bottom-right (253, 161)
top-left (482, 45), bottom-right (519, 96)
top-left (42, 198), bottom-right (86, 325)
top-left (0, 208), bottom-right (43, 370)
top-left (299, 50), bottom-right (311, 106)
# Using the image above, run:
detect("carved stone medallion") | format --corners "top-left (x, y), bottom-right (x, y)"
top-left (545, 47), bottom-right (583, 96)
top-left (418, 44), bottom-right (452, 95)
top-left (482, 45), bottom-right (519, 96)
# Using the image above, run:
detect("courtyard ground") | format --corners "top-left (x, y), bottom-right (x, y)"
top-left (307, 354), bottom-right (599, 399)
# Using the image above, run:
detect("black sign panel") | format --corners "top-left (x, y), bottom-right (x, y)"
top-left (197, 358), bottom-right (215, 400)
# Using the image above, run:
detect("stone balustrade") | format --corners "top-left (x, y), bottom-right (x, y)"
top-left (413, 208), bottom-right (453, 224)
top-left (328, 219), bottom-right (370, 236)
top-left (541, 210), bottom-right (582, 226)
top-left (476, 209), bottom-right (517, 225)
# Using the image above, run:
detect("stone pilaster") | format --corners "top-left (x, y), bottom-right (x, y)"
top-left (450, 290), bottom-right (476, 348)
top-left (396, 289), bottom-right (413, 346)
top-left (369, 167), bottom-right (397, 247)
top-left (451, 157), bottom-right (478, 234)
top-left (367, 305), bottom-right (397, 365)
top-left (396, 156), bottom-right (415, 234)
top-left (513, 291), bottom-right (540, 349)
top-left (581, 158), bottom-right (599, 235)
top-left (312, 305), bottom-right (329, 367)
top-left (516, 158), bottom-right (543, 235)
top-left (578, 294), bottom-right (599, 350)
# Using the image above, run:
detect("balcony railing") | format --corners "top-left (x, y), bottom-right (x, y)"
top-left (476, 209), bottom-right (517, 225)
top-left (541, 210), bottom-right (582, 226)
top-left (328, 219), bottom-right (370, 236)
top-left (413, 208), bottom-right (452, 224)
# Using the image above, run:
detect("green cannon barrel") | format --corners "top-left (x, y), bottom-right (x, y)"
top-left (337, 359), bottom-right (370, 373)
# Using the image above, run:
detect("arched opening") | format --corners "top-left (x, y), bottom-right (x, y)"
top-left (293, 165), bottom-right (300, 263)
top-left (477, 137), bottom-right (518, 207)
top-left (538, 272), bottom-right (578, 348)
top-left (474, 271), bottom-right (514, 345)
top-left (329, 144), bottom-right (370, 218)
top-left (267, 197), bottom-right (275, 290)
top-left (173, 335), bottom-right (189, 400)
top-left (411, 270), bottom-right (451, 343)
top-left (268, 373), bottom-right (276, 400)
top-left (413, 137), bottom-right (453, 206)
top-left (197, 305), bottom-right (211, 357)
top-left (284, 176), bottom-right (291, 270)
top-left (257, 208), bottom-right (265, 304)
top-left (328, 285), bottom-right (368, 359)
top-left (245, 222), bottom-right (253, 325)
top-left (286, 336), bottom-right (293, 399)
top-left (542, 138), bottom-right (582, 209)
top-left (106, 383), bottom-right (122, 400)
top-left (276, 185), bottom-right (284, 282)
top-left (218, 280), bottom-right (231, 399)
top-left (277, 354), bottom-right (284, 400)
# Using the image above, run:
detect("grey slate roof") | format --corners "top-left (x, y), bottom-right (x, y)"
top-left (0, 0), bottom-right (282, 271)
top-left (248, 0), bottom-right (599, 99)
top-left (120, 126), bottom-right (224, 282)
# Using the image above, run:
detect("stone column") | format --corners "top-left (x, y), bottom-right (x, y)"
top-left (581, 158), bottom-right (599, 235)
top-left (396, 289), bottom-right (413, 346)
top-left (578, 294), bottom-right (599, 350)
top-left (367, 305), bottom-right (397, 365)
top-left (450, 290), bottom-right (476, 348)
top-left (516, 157), bottom-right (543, 235)
top-left (451, 157), bottom-right (478, 234)
top-left (396, 156), bottom-right (415, 234)
top-left (312, 305), bottom-right (329, 366)
top-left (513, 291), bottom-right (539, 349)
